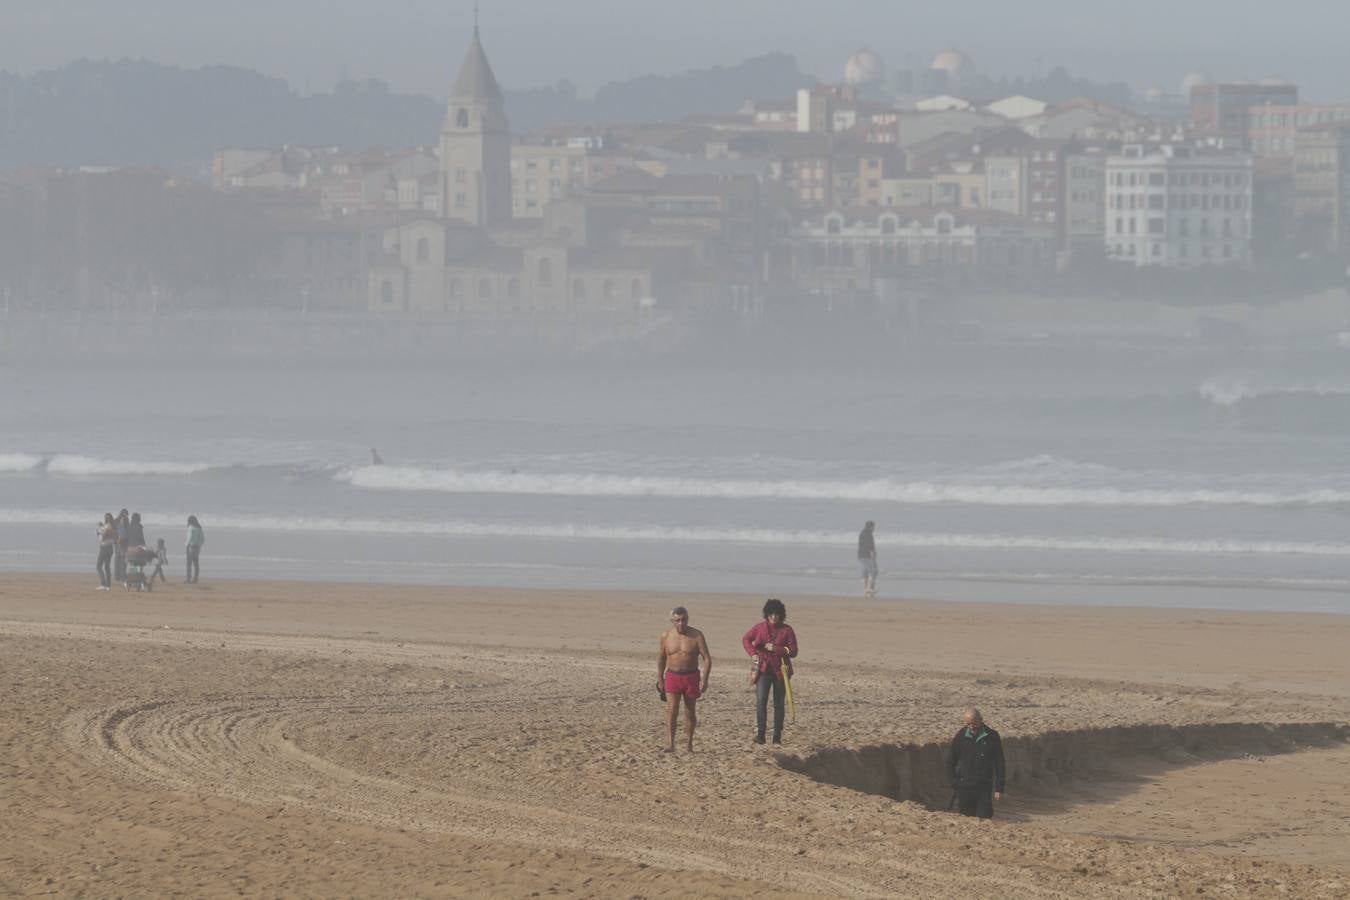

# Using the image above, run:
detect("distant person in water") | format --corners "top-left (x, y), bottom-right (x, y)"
top-left (742, 598), bottom-right (798, 745)
top-left (96, 513), bottom-right (116, 591)
top-left (370, 447), bottom-right (384, 465)
top-left (858, 520), bottom-right (877, 599)
top-left (945, 708), bottom-right (1006, 819)
top-left (185, 515), bottom-right (205, 583)
top-left (657, 606), bottom-right (712, 753)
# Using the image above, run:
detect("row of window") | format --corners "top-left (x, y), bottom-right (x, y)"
top-left (446, 275), bottom-right (644, 303)
top-left (1109, 170), bottom-right (1248, 188)
top-left (824, 217), bottom-right (955, 236)
top-left (1110, 242), bottom-right (1239, 260)
top-left (1250, 109), bottom-right (1350, 129)
top-left (1111, 217), bottom-right (1243, 237)
top-left (1108, 193), bottom-right (1247, 211)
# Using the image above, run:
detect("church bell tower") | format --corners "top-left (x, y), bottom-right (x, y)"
top-left (439, 14), bottom-right (511, 227)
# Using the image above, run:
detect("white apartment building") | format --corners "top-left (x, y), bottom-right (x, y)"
top-left (1105, 144), bottom-right (1253, 267)
top-left (1065, 149), bottom-right (1108, 251)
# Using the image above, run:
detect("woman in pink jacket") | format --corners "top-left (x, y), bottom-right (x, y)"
top-left (742, 598), bottom-right (798, 745)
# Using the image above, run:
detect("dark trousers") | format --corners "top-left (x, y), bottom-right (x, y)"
top-left (113, 546), bottom-right (127, 582)
top-left (96, 545), bottom-right (113, 588)
top-left (957, 785), bottom-right (994, 819)
top-left (755, 674), bottom-right (786, 742)
top-left (185, 546), bottom-right (200, 583)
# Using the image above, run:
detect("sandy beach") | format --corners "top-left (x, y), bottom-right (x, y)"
top-left (2, 573), bottom-right (1348, 897)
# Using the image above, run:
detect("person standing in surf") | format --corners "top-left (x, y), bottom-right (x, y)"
top-left (657, 606), bottom-right (712, 753)
top-left (858, 520), bottom-right (878, 599)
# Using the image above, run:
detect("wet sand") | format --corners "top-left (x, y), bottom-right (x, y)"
top-left (2, 574), bottom-right (1348, 897)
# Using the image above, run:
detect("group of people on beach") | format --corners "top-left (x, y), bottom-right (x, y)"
top-left (658, 600), bottom-right (1008, 819)
top-left (96, 511), bottom-right (205, 589)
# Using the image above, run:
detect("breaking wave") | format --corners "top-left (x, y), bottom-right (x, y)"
top-left (6, 507), bottom-right (1349, 557)
top-left (339, 464), bottom-right (1350, 507)
top-left (44, 454), bottom-right (217, 476)
top-left (0, 453), bottom-right (46, 473)
top-left (1200, 376), bottom-right (1350, 407)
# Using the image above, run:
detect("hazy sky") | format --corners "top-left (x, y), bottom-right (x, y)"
top-left (5, 0), bottom-right (1348, 100)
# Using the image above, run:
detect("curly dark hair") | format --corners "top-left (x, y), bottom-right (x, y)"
top-left (762, 598), bottom-right (786, 620)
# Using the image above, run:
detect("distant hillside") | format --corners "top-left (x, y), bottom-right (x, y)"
top-left (0, 53), bottom-right (813, 169)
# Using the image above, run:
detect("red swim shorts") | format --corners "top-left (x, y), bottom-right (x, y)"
top-left (664, 670), bottom-right (702, 699)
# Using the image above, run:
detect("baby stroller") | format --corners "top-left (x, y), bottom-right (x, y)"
top-left (124, 546), bottom-right (155, 592)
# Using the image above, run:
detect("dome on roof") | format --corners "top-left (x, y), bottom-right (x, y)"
top-left (844, 49), bottom-right (885, 85)
top-left (931, 48), bottom-right (975, 76)
top-left (1180, 71), bottom-right (1212, 96)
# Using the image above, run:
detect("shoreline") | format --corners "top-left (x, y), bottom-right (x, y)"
top-left (6, 556), bottom-right (1350, 614)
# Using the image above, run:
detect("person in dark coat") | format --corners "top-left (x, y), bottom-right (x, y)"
top-left (944, 707), bottom-right (1006, 819)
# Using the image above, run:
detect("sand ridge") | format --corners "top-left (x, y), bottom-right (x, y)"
top-left (2, 575), bottom-right (1349, 897)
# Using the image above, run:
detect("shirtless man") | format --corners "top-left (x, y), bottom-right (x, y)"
top-left (657, 606), bottom-right (712, 753)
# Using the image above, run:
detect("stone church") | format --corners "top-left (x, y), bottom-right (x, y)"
top-left (367, 25), bottom-right (660, 317)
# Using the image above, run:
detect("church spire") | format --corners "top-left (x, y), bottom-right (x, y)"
top-left (450, 7), bottom-right (502, 103)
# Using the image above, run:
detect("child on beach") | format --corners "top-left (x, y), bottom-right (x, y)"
top-left (151, 538), bottom-right (168, 583)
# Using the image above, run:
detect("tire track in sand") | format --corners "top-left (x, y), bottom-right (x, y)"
top-left (62, 683), bottom-right (896, 895)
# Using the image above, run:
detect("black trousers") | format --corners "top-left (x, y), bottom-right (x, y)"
top-left (96, 545), bottom-right (113, 588)
top-left (755, 675), bottom-right (785, 742)
top-left (956, 785), bottom-right (994, 819)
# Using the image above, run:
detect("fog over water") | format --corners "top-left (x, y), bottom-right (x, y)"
top-left (4, 331), bottom-right (1348, 613)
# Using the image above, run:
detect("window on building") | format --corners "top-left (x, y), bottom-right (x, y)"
top-left (456, 168), bottom-right (466, 184)
top-left (571, 277), bottom-right (586, 301)
top-left (1149, 172), bottom-right (1165, 186)
top-left (881, 217), bottom-right (896, 235)
top-left (537, 257), bottom-right (552, 285)
top-left (1148, 218), bottom-right (1165, 234)
top-left (826, 217), bottom-right (841, 235)
top-left (455, 192), bottom-right (466, 208)
top-left (416, 237), bottom-right (430, 263)
top-left (380, 280), bottom-right (394, 305)
top-left (1149, 195), bottom-right (1164, 209)
top-left (449, 278), bottom-right (462, 299)
top-left (602, 278), bottom-right (615, 302)
top-left (631, 278), bottom-right (643, 301)
top-left (456, 108), bottom-right (469, 128)
top-left (507, 277), bottom-right (520, 300)
top-left (478, 277), bottom-right (492, 300)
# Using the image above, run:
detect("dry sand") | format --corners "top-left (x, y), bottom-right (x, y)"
top-left (1, 574), bottom-right (1348, 898)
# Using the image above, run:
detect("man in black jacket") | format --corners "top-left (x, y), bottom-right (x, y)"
top-left (945, 708), bottom-right (1006, 819)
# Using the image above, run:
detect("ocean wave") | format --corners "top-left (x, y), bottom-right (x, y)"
top-left (7, 507), bottom-right (1349, 557)
top-left (1200, 376), bottom-right (1350, 407)
top-left (45, 454), bottom-right (217, 476)
top-left (339, 464), bottom-right (1350, 507)
top-left (0, 453), bottom-right (45, 473)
